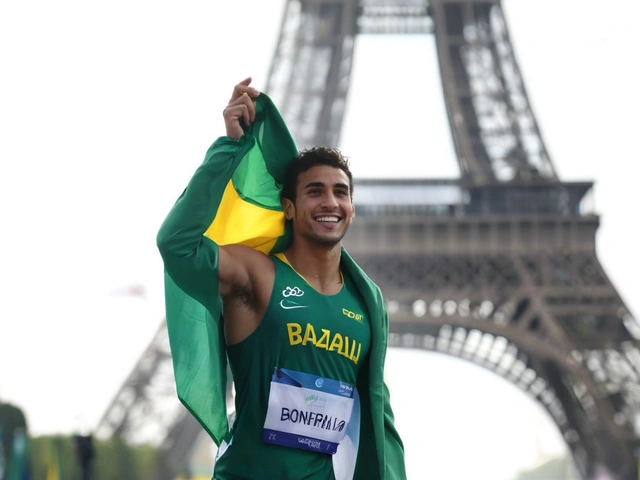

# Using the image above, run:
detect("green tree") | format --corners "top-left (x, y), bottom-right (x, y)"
top-left (30, 435), bottom-right (76, 480)
top-left (130, 445), bottom-right (158, 480)
top-left (0, 401), bottom-right (30, 480)
top-left (94, 436), bottom-right (136, 480)
top-left (29, 434), bottom-right (159, 480)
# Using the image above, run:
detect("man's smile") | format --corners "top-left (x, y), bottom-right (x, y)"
top-left (315, 215), bottom-right (341, 224)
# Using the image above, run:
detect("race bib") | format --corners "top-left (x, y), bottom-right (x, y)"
top-left (263, 367), bottom-right (355, 454)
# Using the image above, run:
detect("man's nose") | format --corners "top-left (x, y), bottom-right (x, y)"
top-left (321, 192), bottom-right (338, 208)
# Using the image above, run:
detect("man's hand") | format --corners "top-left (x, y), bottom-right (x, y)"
top-left (223, 77), bottom-right (261, 140)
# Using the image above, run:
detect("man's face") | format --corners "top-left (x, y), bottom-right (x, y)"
top-left (283, 165), bottom-right (355, 248)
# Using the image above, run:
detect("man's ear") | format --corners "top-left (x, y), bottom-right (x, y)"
top-left (349, 204), bottom-right (356, 224)
top-left (282, 198), bottom-right (294, 220)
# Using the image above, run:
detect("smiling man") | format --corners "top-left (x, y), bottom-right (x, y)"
top-left (157, 78), bottom-right (406, 480)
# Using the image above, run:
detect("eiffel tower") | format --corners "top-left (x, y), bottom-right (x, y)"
top-left (96, 1), bottom-right (640, 478)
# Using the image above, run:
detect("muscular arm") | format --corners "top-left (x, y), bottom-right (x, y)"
top-left (157, 138), bottom-right (275, 343)
top-left (156, 136), bottom-right (251, 314)
top-left (217, 245), bottom-right (274, 343)
top-left (157, 77), bottom-right (272, 342)
top-left (156, 78), bottom-right (297, 444)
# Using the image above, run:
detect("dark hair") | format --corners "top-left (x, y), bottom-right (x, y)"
top-left (281, 146), bottom-right (354, 202)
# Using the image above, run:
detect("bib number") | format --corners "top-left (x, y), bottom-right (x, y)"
top-left (263, 368), bottom-right (355, 454)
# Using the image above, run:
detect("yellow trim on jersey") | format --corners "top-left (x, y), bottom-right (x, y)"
top-left (274, 252), bottom-right (344, 292)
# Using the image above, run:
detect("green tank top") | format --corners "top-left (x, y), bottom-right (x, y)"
top-left (213, 254), bottom-right (372, 480)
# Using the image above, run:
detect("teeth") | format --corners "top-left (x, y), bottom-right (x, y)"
top-left (316, 216), bottom-right (339, 223)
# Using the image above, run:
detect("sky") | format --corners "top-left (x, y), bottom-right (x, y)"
top-left (1, 0), bottom-right (638, 478)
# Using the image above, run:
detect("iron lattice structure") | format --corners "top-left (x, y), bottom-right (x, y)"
top-left (97, 1), bottom-right (640, 478)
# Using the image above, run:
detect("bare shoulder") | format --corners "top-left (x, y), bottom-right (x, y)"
top-left (221, 244), bottom-right (274, 271)
top-left (217, 243), bottom-right (275, 297)
top-left (218, 244), bottom-right (276, 343)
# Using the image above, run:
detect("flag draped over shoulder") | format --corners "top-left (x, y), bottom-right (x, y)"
top-left (158, 94), bottom-right (297, 442)
top-left (157, 93), bottom-right (406, 479)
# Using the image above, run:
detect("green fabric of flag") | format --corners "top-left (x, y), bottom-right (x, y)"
top-left (157, 93), bottom-right (406, 479)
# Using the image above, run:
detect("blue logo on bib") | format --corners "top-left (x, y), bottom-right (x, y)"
top-left (315, 378), bottom-right (324, 388)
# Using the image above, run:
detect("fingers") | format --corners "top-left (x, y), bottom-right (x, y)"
top-left (223, 77), bottom-right (261, 139)
top-left (228, 78), bottom-right (260, 120)
top-left (225, 93), bottom-right (256, 123)
top-left (229, 76), bottom-right (260, 103)
top-left (222, 97), bottom-right (254, 139)
top-left (224, 103), bottom-right (252, 129)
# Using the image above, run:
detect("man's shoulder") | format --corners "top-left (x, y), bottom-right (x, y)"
top-left (218, 243), bottom-right (275, 284)
top-left (222, 243), bottom-right (271, 259)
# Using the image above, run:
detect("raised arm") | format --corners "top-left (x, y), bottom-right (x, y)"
top-left (156, 78), bottom-right (296, 444)
top-left (157, 78), bottom-right (272, 337)
top-left (215, 78), bottom-right (274, 297)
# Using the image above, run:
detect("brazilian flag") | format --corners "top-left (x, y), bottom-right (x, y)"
top-left (159, 93), bottom-right (297, 443)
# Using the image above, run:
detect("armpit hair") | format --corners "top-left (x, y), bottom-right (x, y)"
top-left (227, 285), bottom-right (256, 311)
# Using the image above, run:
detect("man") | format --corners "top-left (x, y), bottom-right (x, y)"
top-left (157, 78), bottom-right (406, 479)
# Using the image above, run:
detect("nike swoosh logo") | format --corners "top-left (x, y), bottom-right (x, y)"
top-left (280, 299), bottom-right (308, 310)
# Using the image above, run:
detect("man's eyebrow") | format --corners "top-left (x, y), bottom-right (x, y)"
top-left (303, 181), bottom-right (350, 191)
